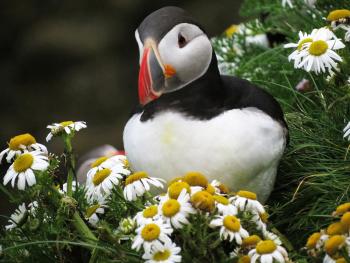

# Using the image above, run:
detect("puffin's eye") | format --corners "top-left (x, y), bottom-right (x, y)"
top-left (178, 33), bottom-right (187, 48)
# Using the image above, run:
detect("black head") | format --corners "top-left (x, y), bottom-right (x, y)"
top-left (135, 6), bottom-right (217, 105)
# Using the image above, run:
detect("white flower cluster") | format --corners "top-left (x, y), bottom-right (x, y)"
top-left (130, 172), bottom-right (290, 263)
top-left (284, 27), bottom-right (345, 75)
top-left (46, 121), bottom-right (86, 141)
top-left (83, 154), bottom-right (165, 226)
top-left (0, 133), bottom-right (49, 190)
top-left (306, 202), bottom-right (350, 262)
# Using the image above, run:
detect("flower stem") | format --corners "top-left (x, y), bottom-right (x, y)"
top-left (63, 135), bottom-right (76, 197)
top-left (72, 211), bottom-right (97, 243)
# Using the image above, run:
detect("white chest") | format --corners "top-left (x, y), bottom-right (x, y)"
top-left (123, 108), bottom-right (286, 201)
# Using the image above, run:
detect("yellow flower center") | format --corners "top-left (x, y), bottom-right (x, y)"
top-left (225, 24), bottom-right (239, 37)
top-left (206, 184), bottom-right (216, 195)
top-left (218, 183), bottom-right (230, 194)
top-left (191, 190), bottom-right (215, 212)
top-left (90, 156), bottom-right (108, 168)
top-left (9, 133), bottom-right (36, 150)
top-left (336, 258), bottom-right (346, 263)
top-left (242, 235), bottom-right (262, 247)
top-left (335, 203), bottom-right (350, 215)
top-left (237, 190), bottom-right (257, 200)
top-left (327, 222), bottom-right (347, 235)
top-left (223, 215), bottom-right (241, 232)
top-left (183, 172), bottom-right (208, 187)
top-left (238, 256), bottom-right (251, 263)
top-left (168, 181), bottom-right (190, 199)
top-left (341, 212), bottom-right (350, 228)
top-left (123, 158), bottom-right (129, 168)
top-left (143, 205), bottom-right (158, 218)
top-left (327, 9), bottom-right (350, 21)
top-left (256, 240), bottom-right (277, 254)
top-left (86, 204), bottom-right (100, 218)
top-left (141, 223), bottom-right (160, 241)
top-left (213, 195), bottom-right (229, 205)
top-left (60, 121), bottom-right (74, 127)
top-left (13, 154), bottom-right (34, 173)
top-left (92, 168), bottom-right (112, 186)
top-left (297, 38), bottom-right (313, 51)
top-left (260, 212), bottom-right (269, 223)
top-left (162, 199), bottom-right (181, 217)
top-left (309, 40), bottom-right (328, 56)
top-left (125, 171), bottom-right (149, 185)
top-left (306, 232), bottom-right (321, 249)
top-left (168, 176), bottom-right (184, 186)
top-left (325, 235), bottom-right (345, 255)
top-left (153, 249), bottom-right (171, 261)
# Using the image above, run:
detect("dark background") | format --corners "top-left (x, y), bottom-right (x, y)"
top-left (0, 0), bottom-right (242, 221)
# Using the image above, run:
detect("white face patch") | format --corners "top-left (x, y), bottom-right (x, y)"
top-left (135, 30), bottom-right (143, 65)
top-left (157, 23), bottom-right (212, 92)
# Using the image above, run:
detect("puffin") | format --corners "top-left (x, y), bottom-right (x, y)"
top-left (123, 6), bottom-right (288, 202)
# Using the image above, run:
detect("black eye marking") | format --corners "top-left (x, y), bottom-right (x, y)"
top-left (178, 33), bottom-right (187, 48)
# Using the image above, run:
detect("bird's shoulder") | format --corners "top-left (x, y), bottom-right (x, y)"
top-left (221, 75), bottom-right (287, 128)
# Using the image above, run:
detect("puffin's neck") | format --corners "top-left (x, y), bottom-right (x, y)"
top-left (140, 52), bottom-right (225, 121)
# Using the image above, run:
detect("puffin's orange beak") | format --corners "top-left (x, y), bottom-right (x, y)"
top-left (138, 39), bottom-right (176, 105)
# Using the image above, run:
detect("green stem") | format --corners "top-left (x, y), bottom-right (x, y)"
top-left (63, 135), bottom-right (76, 197)
top-left (72, 211), bottom-right (97, 243)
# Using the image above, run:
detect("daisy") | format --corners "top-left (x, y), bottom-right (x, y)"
top-left (242, 235), bottom-right (262, 249)
top-left (306, 232), bottom-right (327, 252)
top-left (123, 171), bottom-right (165, 201)
top-left (213, 195), bottom-right (238, 215)
top-left (263, 230), bottom-right (282, 246)
top-left (323, 254), bottom-right (345, 263)
top-left (167, 181), bottom-right (191, 199)
top-left (182, 171), bottom-right (208, 188)
top-left (142, 240), bottom-right (181, 263)
top-left (343, 122), bottom-right (350, 141)
top-left (87, 155), bottom-right (129, 179)
top-left (159, 189), bottom-right (195, 229)
top-left (251, 212), bottom-right (268, 231)
top-left (132, 218), bottom-right (173, 252)
top-left (86, 164), bottom-right (126, 198)
top-left (85, 196), bottom-right (107, 227)
top-left (5, 203), bottom-right (28, 230)
top-left (284, 30), bottom-right (316, 67)
top-left (230, 190), bottom-right (265, 214)
top-left (209, 214), bottom-right (249, 244)
top-left (3, 151), bottom-right (49, 190)
top-left (46, 121), bottom-right (87, 141)
top-left (208, 180), bottom-right (230, 195)
top-left (248, 240), bottom-right (288, 263)
top-left (135, 205), bottom-right (161, 226)
top-left (0, 133), bottom-right (47, 163)
top-left (297, 28), bottom-right (345, 74)
top-left (190, 190), bottom-right (215, 212)
top-left (327, 9), bottom-right (350, 41)
top-left (324, 235), bottom-right (346, 256)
